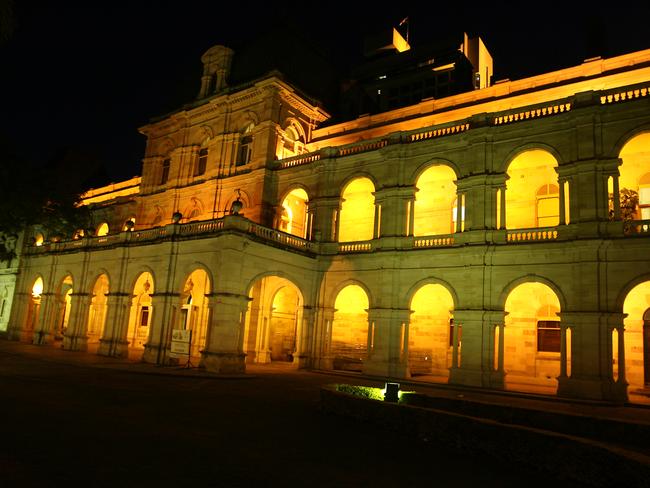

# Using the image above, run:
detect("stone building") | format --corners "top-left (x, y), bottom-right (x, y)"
top-left (6, 33), bottom-right (650, 403)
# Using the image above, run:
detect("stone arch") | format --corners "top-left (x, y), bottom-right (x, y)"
top-left (86, 272), bottom-right (110, 349)
top-left (500, 142), bottom-right (565, 174)
top-left (178, 266), bottom-right (212, 358)
top-left (236, 111), bottom-right (259, 131)
top-left (24, 275), bottom-right (44, 334)
top-left (404, 277), bottom-right (458, 310)
top-left (409, 158), bottom-right (460, 185)
top-left (126, 271), bottom-right (155, 355)
top-left (616, 273), bottom-right (650, 311)
top-left (327, 278), bottom-right (374, 310)
top-left (617, 131), bottom-right (650, 221)
top-left (412, 164), bottom-right (459, 236)
top-left (505, 148), bottom-right (560, 230)
top-left (503, 280), bottom-right (563, 393)
top-left (407, 280), bottom-right (456, 378)
top-left (610, 125), bottom-right (650, 158)
top-left (620, 279), bottom-right (650, 390)
top-left (498, 274), bottom-right (567, 311)
top-left (282, 117), bottom-right (306, 142)
top-left (51, 273), bottom-right (74, 341)
top-left (338, 171), bottom-right (379, 195)
top-left (245, 270), bottom-right (308, 302)
top-left (243, 273), bottom-right (306, 365)
top-left (330, 283), bottom-right (371, 371)
top-left (278, 183), bottom-right (313, 202)
top-left (277, 186), bottom-right (311, 238)
top-left (338, 175), bottom-right (376, 242)
top-left (125, 265), bottom-right (157, 295)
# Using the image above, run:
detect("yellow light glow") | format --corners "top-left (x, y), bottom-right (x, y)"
top-left (621, 281), bottom-right (650, 390)
top-left (506, 150), bottom-right (559, 229)
top-left (96, 222), bottom-right (109, 236)
top-left (31, 277), bottom-right (43, 298)
top-left (34, 233), bottom-right (44, 246)
top-left (338, 178), bottom-right (375, 242)
top-left (392, 28), bottom-right (410, 53)
top-left (619, 132), bottom-right (650, 219)
top-left (409, 284), bottom-right (455, 376)
top-left (331, 285), bottom-right (369, 367)
top-left (281, 188), bottom-right (309, 238)
top-left (414, 165), bottom-right (457, 236)
top-left (504, 282), bottom-right (561, 388)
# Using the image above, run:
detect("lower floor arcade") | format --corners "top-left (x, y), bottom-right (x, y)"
top-left (5, 230), bottom-right (650, 403)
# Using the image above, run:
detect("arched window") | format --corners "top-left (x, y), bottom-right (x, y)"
top-left (506, 150), bottom-right (559, 229)
top-left (338, 178), bottom-right (375, 242)
top-left (237, 123), bottom-right (254, 166)
top-left (413, 165), bottom-right (457, 236)
top-left (536, 184), bottom-right (559, 227)
top-left (278, 188), bottom-right (309, 238)
top-left (160, 158), bottom-right (170, 185)
top-left (96, 222), bottom-right (109, 237)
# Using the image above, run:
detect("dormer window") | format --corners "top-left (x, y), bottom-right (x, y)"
top-left (195, 148), bottom-right (208, 176)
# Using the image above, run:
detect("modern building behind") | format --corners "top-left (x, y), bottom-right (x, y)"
top-left (6, 28), bottom-right (650, 403)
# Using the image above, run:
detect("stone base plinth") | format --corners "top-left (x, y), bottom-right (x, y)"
top-left (293, 354), bottom-right (310, 369)
top-left (200, 351), bottom-right (246, 374)
top-left (97, 339), bottom-right (129, 358)
top-left (557, 376), bottom-right (628, 403)
top-left (362, 359), bottom-right (409, 379)
top-left (62, 333), bottom-right (88, 351)
top-left (32, 330), bottom-right (54, 345)
top-left (449, 367), bottom-right (505, 389)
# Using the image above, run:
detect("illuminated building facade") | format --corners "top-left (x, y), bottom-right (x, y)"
top-left (6, 34), bottom-right (650, 403)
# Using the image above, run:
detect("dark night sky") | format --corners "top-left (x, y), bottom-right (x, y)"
top-left (2, 1), bottom-right (650, 186)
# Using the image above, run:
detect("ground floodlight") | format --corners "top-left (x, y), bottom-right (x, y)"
top-left (384, 382), bottom-right (400, 402)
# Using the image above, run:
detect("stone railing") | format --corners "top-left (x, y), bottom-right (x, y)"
top-left (338, 241), bottom-right (373, 253)
top-left (277, 152), bottom-right (321, 169)
top-left (338, 139), bottom-right (388, 157)
top-left (506, 227), bottom-right (558, 242)
top-left (413, 235), bottom-right (455, 248)
top-left (246, 221), bottom-right (316, 252)
top-left (408, 123), bottom-right (470, 142)
top-left (25, 216), bottom-right (314, 255)
top-left (624, 220), bottom-right (650, 236)
top-left (494, 102), bottom-right (571, 126)
top-left (177, 220), bottom-right (224, 236)
top-left (600, 85), bottom-right (649, 105)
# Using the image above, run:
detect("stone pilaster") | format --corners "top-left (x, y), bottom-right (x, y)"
top-left (363, 308), bottom-right (410, 379)
top-left (556, 311), bottom-right (627, 403)
top-left (200, 292), bottom-right (249, 374)
top-left (62, 292), bottom-right (91, 351)
top-left (143, 292), bottom-right (179, 364)
top-left (312, 306), bottom-right (335, 370)
top-left (97, 292), bottom-right (132, 358)
top-left (448, 310), bottom-right (504, 389)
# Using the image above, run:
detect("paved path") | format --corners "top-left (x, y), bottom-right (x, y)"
top-left (0, 340), bottom-right (599, 487)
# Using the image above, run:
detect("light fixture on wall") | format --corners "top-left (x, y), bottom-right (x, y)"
top-left (230, 189), bottom-right (243, 215)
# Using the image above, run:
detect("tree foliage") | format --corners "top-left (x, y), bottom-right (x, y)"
top-left (0, 139), bottom-right (101, 240)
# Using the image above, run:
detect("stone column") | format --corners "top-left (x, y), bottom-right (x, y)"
top-left (556, 311), bottom-right (627, 403)
top-left (363, 308), bottom-right (410, 379)
top-left (448, 310), bottom-right (504, 389)
top-left (143, 292), bottom-right (179, 365)
top-left (33, 292), bottom-right (55, 345)
top-left (294, 305), bottom-right (314, 368)
top-left (98, 292), bottom-right (131, 358)
top-left (200, 292), bottom-right (249, 374)
top-left (309, 196), bottom-right (340, 242)
top-left (312, 306), bottom-right (335, 370)
top-left (374, 186), bottom-right (414, 238)
top-left (62, 292), bottom-right (92, 351)
top-left (6, 292), bottom-right (30, 341)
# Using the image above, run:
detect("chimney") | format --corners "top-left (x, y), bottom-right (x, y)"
top-left (198, 45), bottom-right (234, 98)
